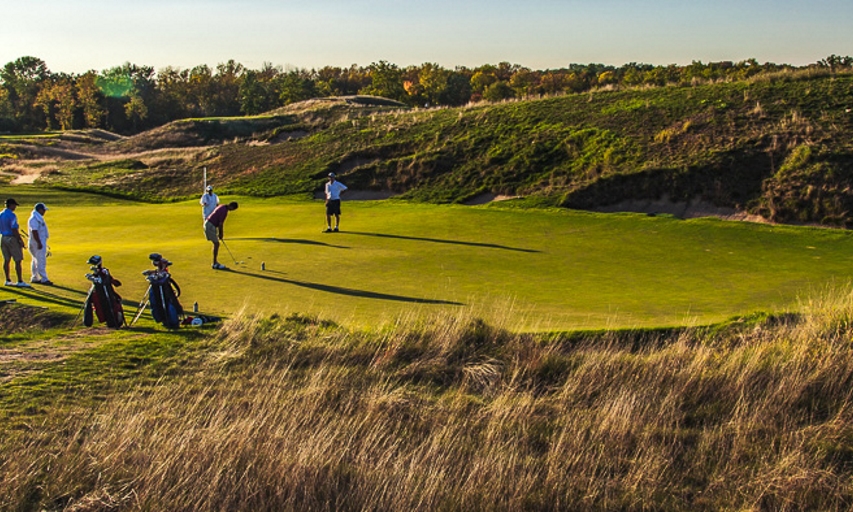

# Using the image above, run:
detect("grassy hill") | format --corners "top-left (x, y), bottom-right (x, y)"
top-left (2, 71), bottom-right (853, 224)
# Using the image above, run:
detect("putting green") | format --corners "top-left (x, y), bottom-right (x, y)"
top-left (2, 187), bottom-right (853, 331)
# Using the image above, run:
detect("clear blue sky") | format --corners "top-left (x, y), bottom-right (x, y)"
top-left (2, 0), bottom-right (851, 74)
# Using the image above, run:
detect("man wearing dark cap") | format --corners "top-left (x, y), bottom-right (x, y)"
top-left (0, 198), bottom-right (31, 287)
top-left (27, 202), bottom-right (51, 285)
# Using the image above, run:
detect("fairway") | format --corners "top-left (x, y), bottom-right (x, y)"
top-left (2, 187), bottom-right (853, 331)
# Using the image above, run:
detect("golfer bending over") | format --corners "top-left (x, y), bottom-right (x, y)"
top-left (324, 172), bottom-right (348, 232)
top-left (204, 201), bottom-right (238, 270)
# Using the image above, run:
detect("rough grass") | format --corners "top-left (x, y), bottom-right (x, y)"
top-left (2, 288), bottom-right (853, 511)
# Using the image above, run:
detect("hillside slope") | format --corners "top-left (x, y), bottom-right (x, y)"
top-left (7, 72), bottom-right (853, 225)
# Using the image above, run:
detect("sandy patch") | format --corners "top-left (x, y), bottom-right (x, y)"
top-left (464, 193), bottom-right (522, 205)
top-left (593, 195), bottom-right (770, 223)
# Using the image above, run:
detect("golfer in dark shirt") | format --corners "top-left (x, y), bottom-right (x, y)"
top-left (204, 202), bottom-right (238, 270)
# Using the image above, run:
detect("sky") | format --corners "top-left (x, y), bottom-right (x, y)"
top-left (2, 0), bottom-right (852, 74)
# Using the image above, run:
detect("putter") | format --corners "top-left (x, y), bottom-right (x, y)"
top-left (220, 239), bottom-right (244, 265)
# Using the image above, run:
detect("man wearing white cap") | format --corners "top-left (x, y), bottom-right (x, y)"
top-left (28, 202), bottom-right (51, 285)
top-left (200, 185), bottom-right (219, 222)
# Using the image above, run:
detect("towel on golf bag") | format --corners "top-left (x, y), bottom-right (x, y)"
top-left (147, 272), bottom-right (183, 328)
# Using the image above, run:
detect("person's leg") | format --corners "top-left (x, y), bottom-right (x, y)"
top-left (34, 245), bottom-right (48, 281)
top-left (14, 258), bottom-right (24, 283)
top-left (3, 257), bottom-right (10, 283)
top-left (212, 240), bottom-right (220, 266)
top-left (325, 213), bottom-right (333, 230)
top-left (29, 245), bottom-right (40, 282)
top-left (334, 214), bottom-right (341, 230)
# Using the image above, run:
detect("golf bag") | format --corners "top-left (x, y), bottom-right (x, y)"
top-left (83, 258), bottom-right (124, 328)
top-left (145, 269), bottom-right (183, 329)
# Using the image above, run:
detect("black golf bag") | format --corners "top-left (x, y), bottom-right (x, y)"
top-left (83, 257), bottom-right (125, 328)
top-left (145, 269), bottom-right (183, 329)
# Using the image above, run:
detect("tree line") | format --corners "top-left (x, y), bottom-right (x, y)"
top-left (1, 55), bottom-right (851, 135)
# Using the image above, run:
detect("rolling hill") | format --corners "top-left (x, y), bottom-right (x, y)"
top-left (3, 71), bottom-right (853, 225)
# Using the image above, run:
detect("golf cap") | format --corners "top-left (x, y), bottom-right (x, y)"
top-left (328, 172), bottom-right (336, 177)
top-left (206, 185), bottom-right (213, 191)
top-left (87, 255), bottom-right (102, 265)
top-left (35, 202), bottom-right (48, 211)
top-left (5, 198), bottom-right (18, 206)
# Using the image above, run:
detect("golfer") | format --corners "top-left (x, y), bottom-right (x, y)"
top-left (1, 198), bottom-right (30, 287)
top-left (324, 172), bottom-right (348, 232)
top-left (204, 201), bottom-right (238, 270)
top-left (27, 202), bottom-right (51, 285)
top-left (200, 185), bottom-right (219, 221)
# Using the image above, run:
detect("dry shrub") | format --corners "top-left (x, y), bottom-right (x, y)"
top-left (3, 295), bottom-right (853, 511)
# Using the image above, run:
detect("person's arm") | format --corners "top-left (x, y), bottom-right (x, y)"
top-left (31, 229), bottom-right (42, 250)
top-left (11, 219), bottom-right (23, 247)
top-left (218, 223), bottom-right (224, 240)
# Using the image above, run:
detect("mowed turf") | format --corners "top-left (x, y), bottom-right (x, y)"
top-left (2, 186), bottom-right (853, 331)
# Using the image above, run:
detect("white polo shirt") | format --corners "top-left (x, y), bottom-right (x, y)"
top-left (325, 181), bottom-right (348, 200)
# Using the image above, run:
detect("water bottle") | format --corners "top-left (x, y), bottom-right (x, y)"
top-left (193, 301), bottom-right (199, 313)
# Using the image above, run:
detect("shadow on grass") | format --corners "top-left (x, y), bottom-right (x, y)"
top-left (228, 269), bottom-right (464, 305)
top-left (341, 231), bottom-right (540, 253)
top-left (4, 285), bottom-right (86, 310)
top-left (230, 237), bottom-right (350, 249)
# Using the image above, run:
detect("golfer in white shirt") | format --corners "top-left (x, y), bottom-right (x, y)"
top-left (27, 202), bottom-right (51, 285)
top-left (324, 172), bottom-right (348, 232)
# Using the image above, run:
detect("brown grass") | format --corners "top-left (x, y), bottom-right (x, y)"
top-left (3, 293), bottom-right (853, 511)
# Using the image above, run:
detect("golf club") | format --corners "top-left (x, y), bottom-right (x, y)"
top-left (220, 239), bottom-right (244, 265)
top-left (130, 286), bottom-right (151, 326)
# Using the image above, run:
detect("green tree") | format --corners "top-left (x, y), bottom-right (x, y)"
top-left (439, 71), bottom-right (473, 106)
top-left (1, 56), bottom-right (50, 130)
top-left (509, 68), bottom-right (537, 97)
top-left (77, 71), bottom-right (105, 128)
top-left (470, 69), bottom-right (497, 94)
top-left (124, 93), bottom-right (148, 132)
top-left (483, 81), bottom-right (515, 102)
top-left (361, 61), bottom-right (406, 101)
top-left (418, 63), bottom-right (448, 106)
top-left (278, 69), bottom-right (317, 106)
top-left (238, 70), bottom-right (268, 115)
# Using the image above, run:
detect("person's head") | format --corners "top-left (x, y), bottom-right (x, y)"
top-left (328, 172), bottom-right (336, 182)
top-left (5, 198), bottom-right (18, 211)
top-left (206, 185), bottom-right (213, 193)
top-left (34, 202), bottom-right (48, 215)
top-left (87, 254), bottom-right (102, 268)
top-left (227, 201), bottom-right (238, 211)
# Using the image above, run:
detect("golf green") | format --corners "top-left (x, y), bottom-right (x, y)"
top-left (2, 187), bottom-right (852, 331)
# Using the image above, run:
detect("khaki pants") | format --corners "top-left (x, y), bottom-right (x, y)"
top-left (1, 235), bottom-right (23, 262)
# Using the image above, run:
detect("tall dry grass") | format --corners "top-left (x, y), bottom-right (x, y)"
top-left (3, 292), bottom-right (853, 511)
